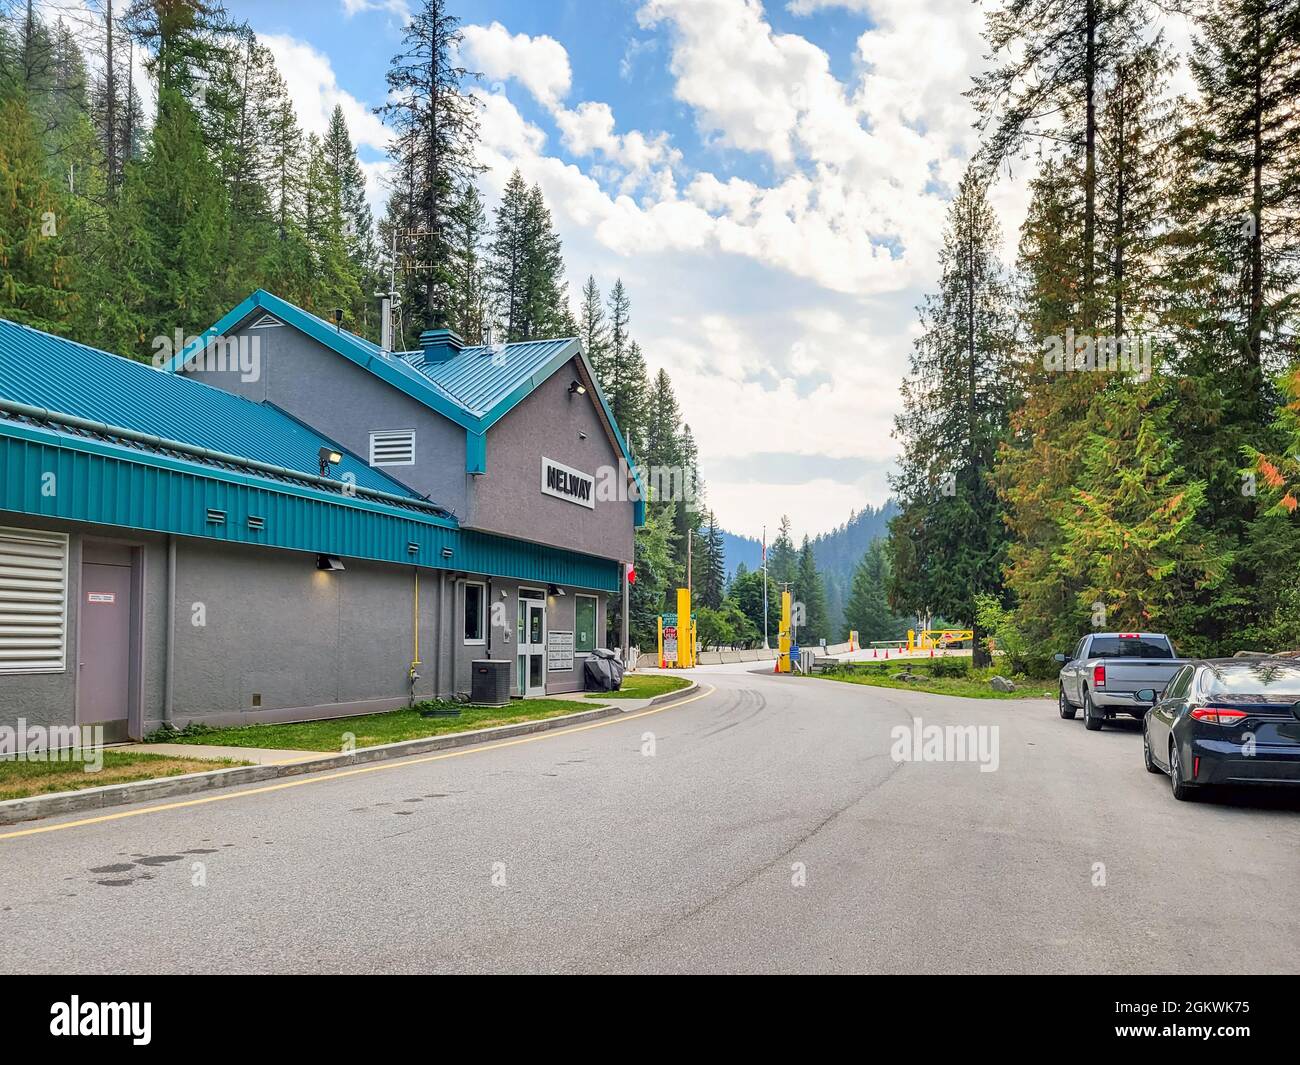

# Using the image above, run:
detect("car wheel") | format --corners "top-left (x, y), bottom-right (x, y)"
top-left (1058, 686), bottom-right (1077, 720)
top-left (1083, 689), bottom-right (1104, 731)
top-left (1168, 740), bottom-right (1196, 801)
top-left (1143, 725), bottom-right (1161, 773)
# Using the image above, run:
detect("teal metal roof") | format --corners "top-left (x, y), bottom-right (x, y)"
top-left (397, 338), bottom-right (575, 417)
top-left (0, 418), bottom-right (621, 590)
top-left (0, 318), bottom-right (435, 505)
top-left (163, 291), bottom-right (645, 518)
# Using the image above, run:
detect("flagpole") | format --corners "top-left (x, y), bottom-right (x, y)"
top-left (762, 524), bottom-right (769, 649)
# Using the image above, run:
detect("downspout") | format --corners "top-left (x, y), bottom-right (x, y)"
top-left (432, 572), bottom-right (443, 698)
top-left (487, 577), bottom-right (493, 656)
top-left (164, 535), bottom-right (176, 726)
top-left (451, 577), bottom-right (463, 697)
top-left (409, 568), bottom-right (421, 702)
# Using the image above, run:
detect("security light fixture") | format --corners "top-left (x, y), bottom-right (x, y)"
top-left (547, 584), bottom-right (565, 597)
top-left (316, 554), bottom-right (345, 572)
top-left (318, 446), bottom-right (343, 476)
top-left (569, 380), bottom-right (586, 396)
top-left (441, 547), bottom-right (454, 560)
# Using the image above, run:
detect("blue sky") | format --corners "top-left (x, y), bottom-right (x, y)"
top-left (185, 1), bottom-right (1045, 537)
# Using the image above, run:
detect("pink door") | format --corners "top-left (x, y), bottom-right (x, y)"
top-left (79, 562), bottom-right (132, 726)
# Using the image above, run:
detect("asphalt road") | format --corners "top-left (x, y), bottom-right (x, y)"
top-left (3, 667), bottom-right (1298, 974)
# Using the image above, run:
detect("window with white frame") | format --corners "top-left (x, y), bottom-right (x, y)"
top-left (369, 429), bottom-right (415, 467)
top-left (464, 581), bottom-right (485, 643)
top-left (0, 527), bottom-right (69, 673)
top-left (575, 595), bottom-right (597, 654)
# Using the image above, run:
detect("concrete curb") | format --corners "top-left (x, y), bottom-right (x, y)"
top-left (0, 682), bottom-right (702, 827)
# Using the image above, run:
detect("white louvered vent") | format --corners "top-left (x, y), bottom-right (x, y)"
top-left (249, 313), bottom-right (283, 329)
top-left (0, 527), bottom-right (69, 674)
top-left (369, 429), bottom-right (416, 467)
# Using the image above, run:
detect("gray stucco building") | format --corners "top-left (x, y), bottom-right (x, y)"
top-left (0, 291), bottom-right (642, 741)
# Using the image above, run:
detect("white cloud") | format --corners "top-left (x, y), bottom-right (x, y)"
top-left (458, 0), bottom-right (1040, 534)
top-left (260, 34), bottom-right (391, 153)
top-left (461, 21), bottom-right (573, 110)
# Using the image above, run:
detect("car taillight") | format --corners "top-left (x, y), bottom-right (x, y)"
top-left (1093, 664), bottom-right (1105, 687)
top-left (1190, 706), bottom-right (1249, 726)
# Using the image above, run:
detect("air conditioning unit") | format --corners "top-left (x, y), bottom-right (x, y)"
top-left (470, 659), bottom-right (512, 706)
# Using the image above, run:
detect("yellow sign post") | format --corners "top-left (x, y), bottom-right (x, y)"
top-left (776, 589), bottom-right (792, 673)
top-left (675, 587), bottom-right (694, 668)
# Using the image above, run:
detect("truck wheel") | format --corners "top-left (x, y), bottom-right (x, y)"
top-left (1058, 687), bottom-right (1076, 719)
top-left (1083, 689), bottom-right (1104, 731)
top-left (1143, 726), bottom-right (1161, 773)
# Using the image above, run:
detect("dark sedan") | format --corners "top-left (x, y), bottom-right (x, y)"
top-left (1142, 658), bottom-right (1300, 801)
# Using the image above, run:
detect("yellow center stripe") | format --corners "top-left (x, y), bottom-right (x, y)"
top-left (0, 685), bottom-right (713, 842)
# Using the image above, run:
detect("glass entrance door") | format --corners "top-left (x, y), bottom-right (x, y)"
top-left (517, 595), bottom-right (546, 696)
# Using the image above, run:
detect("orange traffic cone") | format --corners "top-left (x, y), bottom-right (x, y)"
top-left (884, 649), bottom-right (890, 659)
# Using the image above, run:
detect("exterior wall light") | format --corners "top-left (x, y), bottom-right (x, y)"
top-left (318, 446), bottom-right (343, 476)
top-left (547, 584), bottom-right (565, 596)
top-left (441, 547), bottom-right (454, 560)
top-left (568, 380), bottom-right (586, 396)
top-left (316, 554), bottom-right (345, 572)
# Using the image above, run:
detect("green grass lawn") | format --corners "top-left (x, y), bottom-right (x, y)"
top-left (0, 751), bottom-right (247, 803)
top-left (604, 673), bottom-right (693, 700)
top-left (150, 697), bottom-right (602, 753)
top-left (810, 661), bottom-right (1055, 700)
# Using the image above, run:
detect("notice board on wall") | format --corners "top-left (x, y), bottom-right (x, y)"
top-left (548, 629), bottom-right (575, 671)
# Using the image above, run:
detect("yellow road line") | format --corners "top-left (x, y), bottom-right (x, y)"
top-left (0, 685), bottom-right (714, 842)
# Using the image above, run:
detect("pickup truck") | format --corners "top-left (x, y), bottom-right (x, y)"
top-left (1055, 632), bottom-right (1186, 731)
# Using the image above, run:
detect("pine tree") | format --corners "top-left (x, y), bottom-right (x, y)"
top-left (644, 368), bottom-right (683, 471)
top-left (794, 535), bottom-right (829, 644)
top-left (302, 131), bottom-right (362, 326)
top-left (486, 168), bottom-right (527, 339)
top-left (577, 275), bottom-right (608, 367)
top-left (1059, 381), bottom-right (1230, 645)
top-left (887, 169), bottom-right (1015, 665)
top-left (519, 182), bottom-right (567, 338)
top-left (322, 103), bottom-right (377, 329)
top-left (448, 181), bottom-right (486, 343)
top-left (768, 516), bottom-right (797, 588)
top-left (845, 541), bottom-right (908, 642)
top-left (696, 510), bottom-right (726, 610)
top-left (0, 89), bottom-right (73, 330)
top-left (377, 0), bottom-right (479, 331)
top-left (970, 0), bottom-right (1152, 327)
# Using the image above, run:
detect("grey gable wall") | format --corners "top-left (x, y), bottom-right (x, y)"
top-left (181, 318), bottom-right (633, 563)
top-left (469, 358), bottom-right (635, 564)
top-left (181, 319), bottom-right (470, 520)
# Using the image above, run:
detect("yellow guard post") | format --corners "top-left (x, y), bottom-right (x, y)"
top-left (675, 587), bottom-right (694, 668)
top-left (776, 589), bottom-right (792, 672)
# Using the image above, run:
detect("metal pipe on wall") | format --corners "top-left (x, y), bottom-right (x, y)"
top-left (164, 535), bottom-right (176, 726)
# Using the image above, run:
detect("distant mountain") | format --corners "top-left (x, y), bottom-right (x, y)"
top-left (719, 529), bottom-right (763, 580)
top-left (811, 502), bottom-right (900, 637)
top-left (718, 502), bottom-right (899, 637)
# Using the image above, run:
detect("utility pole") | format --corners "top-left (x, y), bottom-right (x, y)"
top-left (687, 529), bottom-right (692, 595)
top-left (762, 524), bottom-right (769, 649)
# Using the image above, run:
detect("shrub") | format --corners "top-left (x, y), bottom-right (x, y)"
top-left (927, 656), bottom-right (970, 678)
